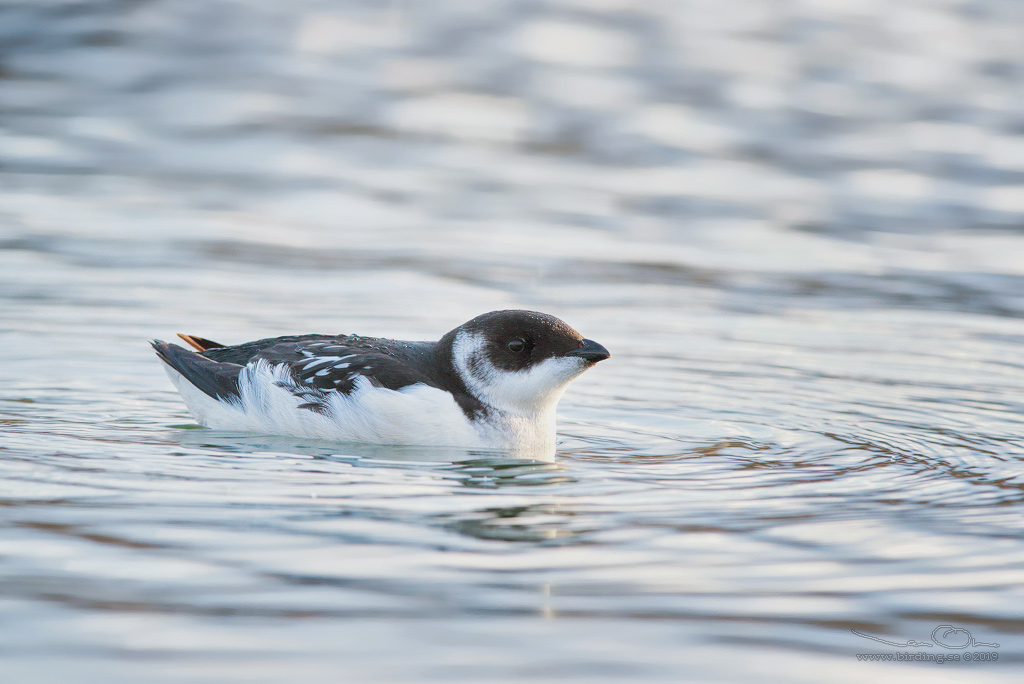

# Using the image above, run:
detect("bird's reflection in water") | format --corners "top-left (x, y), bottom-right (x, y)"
top-left (168, 427), bottom-right (571, 486)
top-left (169, 427), bottom-right (580, 545)
top-left (439, 503), bottom-right (583, 543)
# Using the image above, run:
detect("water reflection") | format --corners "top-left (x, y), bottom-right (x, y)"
top-left (441, 503), bottom-right (582, 543)
top-left (169, 429), bottom-right (571, 484)
top-left (171, 428), bottom-right (512, 464)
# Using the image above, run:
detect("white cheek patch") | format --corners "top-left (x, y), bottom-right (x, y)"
top-left (452, 331), bottom-right (589, 415)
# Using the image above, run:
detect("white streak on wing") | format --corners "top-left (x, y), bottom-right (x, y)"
top-left (161, 358), bottom-right (481, 447)
top-left (302, 356), bottom-right (342, 370)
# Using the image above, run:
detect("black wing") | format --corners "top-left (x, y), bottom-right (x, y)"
top-left (256, 337), bottom-right (440, 395)
top-left (188, 335), bottom-right (442, 413)
top-left (156, 333), bottom-right (484, 418)
top-left (199, 334), bottom-right (339, 365)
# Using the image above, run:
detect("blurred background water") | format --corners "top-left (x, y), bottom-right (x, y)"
top-left (2, 0), bottom-right (1024, 681)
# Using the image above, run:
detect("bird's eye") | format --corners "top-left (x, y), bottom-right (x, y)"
top-left (507, 339), bottom-right (526, 353)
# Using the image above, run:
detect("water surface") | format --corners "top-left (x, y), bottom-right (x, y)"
top-left (2, 1), bottom-right (1024, 681)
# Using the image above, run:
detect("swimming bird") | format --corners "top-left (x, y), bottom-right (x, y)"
top-left (152, 310), bottom-right (610, 452)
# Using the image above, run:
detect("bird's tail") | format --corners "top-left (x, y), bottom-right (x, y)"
top-left (151, 340), bottom-right (243, 402)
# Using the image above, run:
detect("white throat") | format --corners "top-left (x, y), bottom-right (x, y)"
top-left (451, 331), bottom-right (588, 451)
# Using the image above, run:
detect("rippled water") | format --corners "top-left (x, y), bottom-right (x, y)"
top-left (3, 1), bottom-right (1024, 682)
